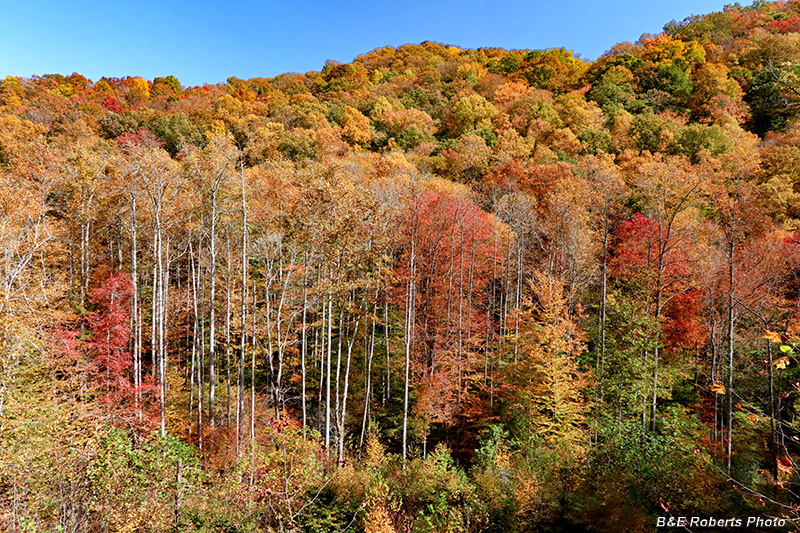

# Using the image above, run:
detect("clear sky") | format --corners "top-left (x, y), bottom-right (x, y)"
top-left (1, 0), bottom-right (729, 87)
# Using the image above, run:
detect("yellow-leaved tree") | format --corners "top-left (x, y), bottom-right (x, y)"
top-left (496, 271), bottom-right (593, 523)
top-left (509, 272), bottom-right (591, 454)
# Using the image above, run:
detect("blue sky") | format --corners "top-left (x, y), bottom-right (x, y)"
top-left (1, 0), bottom-right (728, 87)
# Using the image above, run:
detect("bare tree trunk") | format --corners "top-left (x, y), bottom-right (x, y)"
top-left (465, 226), bottom-right (477, 398)
top-left (198, 254), bottom-right (206, 451)
top-left (273, 249), bottom-right (297, 419)
top-left (335, 298), bottom-right (344, 455)
top-left (514, 241), bottom-right (522, 364)
top-left (236, 348), bottom-right (244, 458)
top-left (265, 269), bottom-right (275, 418)
top-left (129, 193), bottom-right (141, 420)
top-left (403, 203), bottom-right (418, 469)
top-left (80, 220), bottom-right (90, 316)
top-left (226, 238), bottom-right (232, 426)
top-left (384, 286), bottom-right (390, 404)
top-left (319, 294), bottom-right (326, 437)
top-left (326, 291), bottom-right (333, 457)
top-left (250, 280), bottom-right (257, 475)
top-left (152, 233), bottom-right (159, 388)
top-left (153, 225), bottom-right (167, 437)
top-left (599, 214), bottom-right (609, 398)
top-left (650, 276), bottom-right (662, 432)
top-left (238, 159), bottom-right (248, 457)
top-left (339, 312), bottom-right (360, 465)
top-left (189, 242), bottom-right (199, 442)
top-left (503, 228), bottom-right (512, 358)
top-left (301, 249), bottom-right (309, 434)
top-left (726, 244), bottom-right (735, 476)
top-left (209, 194), bottom-right (217, 427)
top-left (710, 317), bottom-right (720, 447)
top-left (360, 292), bottom-right (378, 447)
top-left (457, 225), bottom-right (464, 400)
top-left (160, 241), bottom-right (170, 435)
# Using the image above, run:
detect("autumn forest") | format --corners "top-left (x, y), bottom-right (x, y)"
top-left (5, 2), bottom-right (800, 532)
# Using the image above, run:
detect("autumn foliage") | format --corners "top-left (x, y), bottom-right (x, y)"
top-left (8, 2), bottom-right (800, 531)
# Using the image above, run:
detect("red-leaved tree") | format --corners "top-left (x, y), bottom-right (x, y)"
top-left (54, 271), bottom-right (158, 419)
top-left (612, 212), bottom-right (703, 354)
top-left (86, 272), bottom-right (134, 404)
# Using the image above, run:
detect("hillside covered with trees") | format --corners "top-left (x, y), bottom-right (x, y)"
top-left (5, 1), bottom-right (800, 531)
